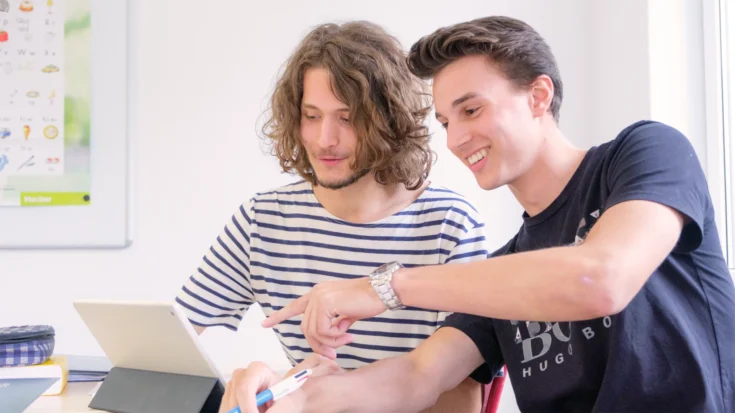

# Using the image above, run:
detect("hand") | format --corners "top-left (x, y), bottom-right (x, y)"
top-left (262, 277), bottom-right (387, 359)
top-left (219, 362), bottom-right (304, 413)
top-left (219, 356), bottom-right (343, 413)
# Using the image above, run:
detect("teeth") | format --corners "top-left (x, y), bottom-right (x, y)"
top-left (467, 148), bottom-right (488, 165)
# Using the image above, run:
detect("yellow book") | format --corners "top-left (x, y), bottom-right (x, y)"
top-left (0, 355), bottom-right (68, 395)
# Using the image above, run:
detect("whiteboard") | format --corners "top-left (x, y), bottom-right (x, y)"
top-left (0, 0), bottom-right (130, 248)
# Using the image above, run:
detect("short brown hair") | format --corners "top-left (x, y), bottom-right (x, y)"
top-left (261, 21), bottom-right (433, 190)
top-left (407, 16), bottom-right (563, 122)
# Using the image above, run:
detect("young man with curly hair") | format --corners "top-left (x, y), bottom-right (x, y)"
top-left (176, 21), bottom-right (489, 412)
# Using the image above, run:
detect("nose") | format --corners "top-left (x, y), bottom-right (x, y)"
top-left (317, 116), bottom-right (340, 148)
top-left (446, 122), bottom-right (472, 153)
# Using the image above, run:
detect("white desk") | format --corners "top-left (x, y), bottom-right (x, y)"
top-left (24, 382), bottom-right (104, 413)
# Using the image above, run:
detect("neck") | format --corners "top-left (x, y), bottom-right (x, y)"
top-left (508, 125), bottom-right (587, 217)
top-left (313, 174), bottom-right (427, 223)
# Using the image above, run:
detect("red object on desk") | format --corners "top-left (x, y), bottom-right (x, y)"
top-left (0, 31), bottom-right (8, 42)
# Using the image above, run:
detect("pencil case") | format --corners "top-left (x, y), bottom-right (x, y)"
top-left (0, 325), bottom-right (56, 367)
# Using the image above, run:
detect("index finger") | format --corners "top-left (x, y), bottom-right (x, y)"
top-left (262, 294), bottom-right (309, 328)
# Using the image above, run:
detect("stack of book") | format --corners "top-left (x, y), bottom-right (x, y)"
top-left (0, 354), bottom-right (69, 396)
top-left (0, 354), bottom-right (112, 391)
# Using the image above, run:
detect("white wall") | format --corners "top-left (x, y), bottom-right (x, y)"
top-left (591, 0), bottom-right (652, 142)
top-left (647, 0), bottom-right (708, 161)
top-left (0, 1), bottom-right (710, 412)
top-left (590, 0), bottom-right (708, 158)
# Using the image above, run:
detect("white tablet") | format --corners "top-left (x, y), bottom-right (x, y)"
top-left (73, 299), bottom-right (226, 383)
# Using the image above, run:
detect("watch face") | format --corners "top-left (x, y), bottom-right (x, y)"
top-left (374, 261), bottom-right (398, 275)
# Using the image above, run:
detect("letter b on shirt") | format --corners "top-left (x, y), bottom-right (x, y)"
top-left (519, 321), bottom-right (572, 363)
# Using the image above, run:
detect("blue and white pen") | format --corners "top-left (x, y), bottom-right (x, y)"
top-left (227, 369), bottom-right (312, 413)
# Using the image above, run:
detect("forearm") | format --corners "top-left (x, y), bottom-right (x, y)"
top-left (395, 244), bottom-right (616, 322)
top-left (303, 356), bottom-right (440, 413)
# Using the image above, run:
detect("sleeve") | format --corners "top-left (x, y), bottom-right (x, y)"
top-left (604, 121), bottom-right (709, 253)
top-left (440, 313), bottom-right (504, 384)
top-left (436, 207), bottom-right (490, 325)
top-left (175, 198), bottom-right (256, 331)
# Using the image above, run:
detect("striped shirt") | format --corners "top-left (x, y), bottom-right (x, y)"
top-left (176, 181), bottom-right (489, 369)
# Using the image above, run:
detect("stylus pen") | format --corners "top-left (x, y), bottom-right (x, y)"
top-left (227, 369), bottom-right (312, 413)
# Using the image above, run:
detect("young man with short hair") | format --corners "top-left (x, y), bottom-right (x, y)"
top-left (233, 16), bottom-right (735, 413)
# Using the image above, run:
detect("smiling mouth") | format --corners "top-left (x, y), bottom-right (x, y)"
top-left (467, 148), bottom-right (489, 165)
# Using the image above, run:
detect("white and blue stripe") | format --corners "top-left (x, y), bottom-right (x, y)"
top-left (177, 181), bottom-right (488, 369)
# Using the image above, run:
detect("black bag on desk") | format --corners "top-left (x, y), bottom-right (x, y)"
top-left (0, 325), bottom-right (55, 367)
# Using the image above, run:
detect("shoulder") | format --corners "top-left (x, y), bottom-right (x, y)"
top-left (239, 181), bottom-right (316, 218)
top-left (252, 180), bottom-right (313, 202)
top-left (422, 184), bottom-right (485, 229)
top-left (250, 180), bottom-right (318, 207)
top-left (608, 120), bottom-right (694, 154)
top-left (422, 184), bottom-right (480, 213)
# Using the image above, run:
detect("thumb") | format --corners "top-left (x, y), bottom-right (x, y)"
top-left (330, 315), bottom-right (356, 335)
top-left (336, 318), bottom-right (354, 334)
top-left (230, 363), bottom-right (281, 413)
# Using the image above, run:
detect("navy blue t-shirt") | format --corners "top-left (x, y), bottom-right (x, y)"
top-left (444, 121), bottom-right (735, 412)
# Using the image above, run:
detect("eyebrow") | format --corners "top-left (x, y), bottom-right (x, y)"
top-left (302, 103), bottom-right (350, 112)
top-left (434, 92), bottom-right (479, 119)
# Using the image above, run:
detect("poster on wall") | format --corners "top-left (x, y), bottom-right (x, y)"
top-left (0, 0), bottom-right (90, 206)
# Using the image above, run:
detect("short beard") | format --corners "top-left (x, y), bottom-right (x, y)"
top-left (315, 168), bottom-right (371, 190)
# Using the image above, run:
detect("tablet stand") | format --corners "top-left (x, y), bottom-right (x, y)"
top-left (88, 367), bottom-right (224, 413)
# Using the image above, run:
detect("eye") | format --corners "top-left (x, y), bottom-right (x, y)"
top-left (303, 114), bottom-right (319, 120)
top-left (340, 117), bottom-right (350, 124)
top-left (465, 107), bottom-right (480, 116)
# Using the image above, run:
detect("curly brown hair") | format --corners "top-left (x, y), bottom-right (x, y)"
top-left (407, 16), bottom-right (563, 123)
top-left (261, 21), bottom-right (434, 190)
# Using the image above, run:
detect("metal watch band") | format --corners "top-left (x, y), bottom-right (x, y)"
top-left (369, 261), bottom-right (406, 310)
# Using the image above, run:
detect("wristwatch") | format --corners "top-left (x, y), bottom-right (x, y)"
top-left (369, 261), bottom-right (406, 310)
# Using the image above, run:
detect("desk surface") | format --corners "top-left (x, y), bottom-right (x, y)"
top-left (25, 382), bottom-right (104, 413)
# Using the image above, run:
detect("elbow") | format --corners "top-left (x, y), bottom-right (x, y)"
top-left (405, 355), bottom-right (443, 411)
top-left (579, 254), bottom-right (631, 318)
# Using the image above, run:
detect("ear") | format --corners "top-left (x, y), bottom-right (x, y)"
top-left (529, 75), bottom-right (554, 118)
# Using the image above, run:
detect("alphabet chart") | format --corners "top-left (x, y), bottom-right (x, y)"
top-left (0, 0), bottom-right (65, 177)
